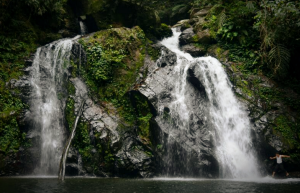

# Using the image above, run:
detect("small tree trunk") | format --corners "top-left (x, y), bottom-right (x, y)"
top-left (58, 99), bottom-right (85, 181)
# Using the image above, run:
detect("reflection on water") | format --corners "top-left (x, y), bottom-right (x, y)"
top-left (151, 176), bottom-right (300, 183)
top-left (1, 177), bottom-right (300, 193)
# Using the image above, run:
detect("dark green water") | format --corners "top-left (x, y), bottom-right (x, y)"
top-left (1, 177), bottom-right (300, 193)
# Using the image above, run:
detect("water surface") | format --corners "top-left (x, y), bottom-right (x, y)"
top-left (1, 177), bottom-right (300, 193)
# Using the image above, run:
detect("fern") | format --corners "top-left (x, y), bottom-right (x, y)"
top-left (268, 44), bottom-right (290, 77)
top-left (246, 1), bottom-right (255, 12)
top-left (172, 4), bottom-right (186, 12)
top-left (217, 10), bottom-right (226, 29)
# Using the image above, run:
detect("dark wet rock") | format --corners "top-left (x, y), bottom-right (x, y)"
top-left (181, 44), bottom-right (206, 57)
top-left (187, 63), bottom-right (207, 96)
top-left (179, 28), bottom-right (195, 46)
top-left (115, 135), bottom-right (154, 178)
top-left (25, 54), bottom-right (35, 67)
top-left (65, 147), bottom-right (86, 176)
top-left (156, 45), bottom-right (177, 67)
top-left (179, 27), bottom-right (215, 47)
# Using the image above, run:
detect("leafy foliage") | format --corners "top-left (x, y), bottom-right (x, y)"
top-left (255, 0), bottom-right (300, 78)
top-left (79, 27), bottom-right (150, 126)
top-left (24, 0), bottom-right (67, 16)
top-left (196, 0), bottom-right (300, 79)
top-left (0, 85), bottom-right (27, 154)
top-left (273, 115), bottom-right (300, 158)
top-left (268, 44), bottom-right (291, 77)
top-left (86, 44), bottom-right (125, 83)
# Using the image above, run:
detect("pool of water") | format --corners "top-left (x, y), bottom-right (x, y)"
top-left (1, 177), bottom-right (300, 193)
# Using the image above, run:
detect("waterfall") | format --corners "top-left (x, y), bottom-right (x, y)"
top-left (159, 29), bottom-right (260, 178)
top-left (30, 36), bottom-right (79, 175)
top-left (79, 21), bottom-right (88, 35)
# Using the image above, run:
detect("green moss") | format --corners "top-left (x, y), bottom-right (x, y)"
top-left (147, 44), bottom-right (161, 61)
top-left (0, 82), bottom-right (27, 154)
top-left (133, 93), bottom-right (153, 141)
top-left (192, 35), bottom-right (199, 42)
top-left (80, 27), bottom-right (148, 124)
top-left (273, 115), bottom-right (300, 153)
top-left (73, 121), bottom-right (93, 162)
top-left (215, 47), bottom-right (223, 57)
top-left (236, 79), bottom-right (253, 98)
top-left (194, 43), bottom-right (206, 50)
top-left (153, 23), bottom-right (173, 40)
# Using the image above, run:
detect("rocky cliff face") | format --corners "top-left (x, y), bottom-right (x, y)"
top-left (65, 77), bottom-right (154, 177)
top-left (133, 46), bottom-right (219, 177)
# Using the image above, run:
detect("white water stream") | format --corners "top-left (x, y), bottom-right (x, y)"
top-left (30, 36), bottom-right (79, 175)
top-left (160, 29), bottom-right (260, 178)
top-left (79, 21), bottom-right (88, 35)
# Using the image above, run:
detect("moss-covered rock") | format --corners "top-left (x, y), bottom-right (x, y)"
top-left (195, 29), bottom-right (216, 44)
top-left (152, 23), bottom-right (173, 40)
top-left (68, 26), bottom-right (157, 177)
top-left (79, 26), bottom-right (146, 101)
top-left (207, 45), bottom-right (229, 62)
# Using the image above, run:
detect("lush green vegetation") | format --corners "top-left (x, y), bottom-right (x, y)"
top-left (195, 0), bottom-right (300, 80)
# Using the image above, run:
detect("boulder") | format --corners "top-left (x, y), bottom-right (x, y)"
top-left (155, 44), bottom-right (177, 67)
top-left (179, 28), bottom-right (215, 46)
top-left (193, 17), bottom-right (207, 32)
top-left (115, 135), bottom-right (154, 178)
top-left (179, 28), bottom-right (195, 46)
top-left (181, 44), bottom-right (206, 57)
top-left (196, 29), bottom-right (215, 44)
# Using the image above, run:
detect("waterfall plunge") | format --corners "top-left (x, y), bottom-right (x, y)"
top-left (160, 29), bottom-right (260, 179)
top-left (30, 37), bottom-right (79, 175)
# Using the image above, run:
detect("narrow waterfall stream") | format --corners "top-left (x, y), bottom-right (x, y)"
top-left (159, 29), bottom-right (260, 178)
top-left (29, 36), bottom-right (79, 175)
top-left (79, 21), bottom-right (88, 35)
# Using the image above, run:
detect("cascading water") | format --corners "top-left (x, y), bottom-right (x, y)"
top-left (79, 21), bottom-right (88, 35)
top-left (159, 29), bottom-right (260, 178)
top-left (29, 36), bottom-right (79, 175)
